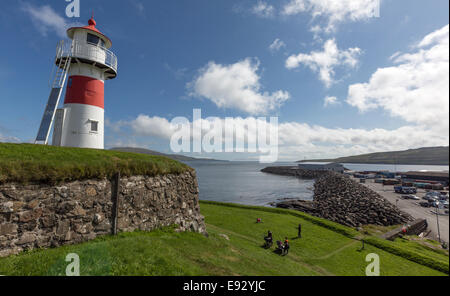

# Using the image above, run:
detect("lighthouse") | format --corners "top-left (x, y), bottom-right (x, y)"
top-left (35, 17), bottom-right (118, 149)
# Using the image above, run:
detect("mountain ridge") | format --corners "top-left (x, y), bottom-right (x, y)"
top-left (109, 147), bottom-right (227, 162)
top-left (298, 146), bottom-right (449, 166)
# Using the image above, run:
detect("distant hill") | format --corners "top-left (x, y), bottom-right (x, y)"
top-left (110, 147), bottom-right (226, 162)
top-left (298, 147), bottom-right (449, 166)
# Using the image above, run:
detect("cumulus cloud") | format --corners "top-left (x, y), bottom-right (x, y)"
top-left (130, 115), bottom-right (176, 139)
top-left (251, 1), bottom-right (275, 18)
top-left (347, 24), bottom-right (449, 130)
top-left (188, 58), bottom-right (290, 115)
top-left (323, 96), bottom-right (339, 107)
top-left (0, 133), bottom-right (20, 143)
top-left (282, 0), bottom-right (380, 33)
top-left (22, 3), bottom-right (82, 38)
top-left (269, 38), bottom-right (286, 52)
top-left (110, 26), bottom-right (450, 160)
top-left (418, 24), bottom-right (449, 47)
top-left (286, 39), bottom-right (361, 87)
top-left (109, 114), bottom-right (449, 160)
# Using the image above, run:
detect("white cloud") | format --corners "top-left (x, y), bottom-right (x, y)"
top-left (323, 96), bottom-right (339, 107)
top-left (282, 0), bottom-right (380, 33)
top-left (130, 0), bottom-right (145, 15)
top-left (418, 24), bottom-right (449, 47)
top-left (286, 39), bottom-right (361, 87)
top-left (347, 25), bottom-right (449, 131)
top-left (188, 58), bottom-right (290, 115)
top-left (164, 63), bottom-right (188, 80)
top-left (269, 38), bottom-right (286, 52)
top-left (22, 3), bottom-right (82, 38)
top-left (109, 114), bottom-right (449, 160)
top-left (252, 1), bottom-right (275, 18)
top-left (130, 115), bottom-right (175, 139)
top-left (0, 133), bottom-right (20, 143)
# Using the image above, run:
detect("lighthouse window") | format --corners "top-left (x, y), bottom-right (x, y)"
top-left (90, 121), bottom-right (99, 132)
top-left (87, 33), bottom-right (100, 46)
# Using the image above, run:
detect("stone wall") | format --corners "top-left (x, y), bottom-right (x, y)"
top-left (381, 219), bottom-right (428, 241)
top-left (0, 171), bottom-right (206, 257)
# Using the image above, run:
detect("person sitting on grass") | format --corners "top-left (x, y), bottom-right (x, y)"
top-left (264, 230), bottom-right (273, 247)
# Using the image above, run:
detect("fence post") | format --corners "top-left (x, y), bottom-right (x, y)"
top-left (112, 172), bottom-right (120, 235)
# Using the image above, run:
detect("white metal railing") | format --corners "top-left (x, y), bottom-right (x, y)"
top-left (56, 39), bottom-right (118, 73)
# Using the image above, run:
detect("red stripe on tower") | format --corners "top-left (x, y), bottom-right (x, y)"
top-left (64, 76), bottom-right (105, 109)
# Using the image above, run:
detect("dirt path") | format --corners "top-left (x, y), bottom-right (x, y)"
top-left (313, 240), bottom-right (360, 260)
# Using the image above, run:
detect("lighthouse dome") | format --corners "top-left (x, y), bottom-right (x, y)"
top-left (66, 17), bottom-right (112, 49)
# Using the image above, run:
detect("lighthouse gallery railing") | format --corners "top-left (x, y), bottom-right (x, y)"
top-left (56, 40), bottom-right (118, 73)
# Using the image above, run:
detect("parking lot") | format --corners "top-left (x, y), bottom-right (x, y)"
top-left (356, 177), bottom-right (449, 244)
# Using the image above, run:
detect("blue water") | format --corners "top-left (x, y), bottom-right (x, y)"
top-left (184, 161), bottom-right (314, 206)
top-left (184, 161), bottom-right (449, 206)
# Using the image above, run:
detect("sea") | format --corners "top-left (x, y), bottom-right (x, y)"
top-left (183, 160), bottom-right (449, 207)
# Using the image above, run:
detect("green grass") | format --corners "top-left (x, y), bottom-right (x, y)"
top-left (0, 143), bottom-right (191, 185)
top-left (0, 202), bottom-right (447, 276)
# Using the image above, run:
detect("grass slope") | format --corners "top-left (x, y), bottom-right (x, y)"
top-left (298, 146), bottom-right (449, 165)
top-left (0, 143), bottom-right (191, 185)
top-left (0, 202), bottom-right (447, 276)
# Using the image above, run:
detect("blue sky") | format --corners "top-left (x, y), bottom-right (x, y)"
top-left (0, 0), bottom-right (448, 161)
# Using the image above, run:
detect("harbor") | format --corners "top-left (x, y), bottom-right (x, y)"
top-left (262, 163), bottom-right (449, 244)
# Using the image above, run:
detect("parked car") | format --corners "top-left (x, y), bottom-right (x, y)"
top-left (405, 188), bottom-right (417, 194)
top-left (395, 186), bottom-right (417, 194)
top-left (423, 195), bottom-right (438, 201)
top-left (439, 194), bottom-right (449, 201)
top-left (419, 201), bottom-right (431, 208)
top-left (430, 201), bottom-right (441, 208)
top-left (408, 195), bottom-right (420, 200)
top-left (442, 200), bottom-right (449, 209)
top-left (426, 191), bottom-right (441, 197)
top-left (402, 195), bottom-right (419, 200)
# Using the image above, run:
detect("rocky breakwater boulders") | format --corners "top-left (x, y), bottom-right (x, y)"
top-left (272, 199), bottom-right (318, 215)
top-left (261, 166), bottom-right (327, 179)
top-left (313, 172), bottom-right (413, 227)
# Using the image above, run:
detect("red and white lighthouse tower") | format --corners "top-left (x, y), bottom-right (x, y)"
top-left (35, 17), bottom-right (117, 149)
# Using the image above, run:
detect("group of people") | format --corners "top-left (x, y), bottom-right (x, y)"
top-left (262, 224), bottom-right (302, 256)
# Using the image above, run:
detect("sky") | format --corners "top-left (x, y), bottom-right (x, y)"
top-left (0, 0), bottom-right (448, 161)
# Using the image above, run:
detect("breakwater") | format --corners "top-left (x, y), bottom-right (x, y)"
top-left (262, 167), bottom-right (413, 227)
top-left (260, 166), bottom-right (327, 179)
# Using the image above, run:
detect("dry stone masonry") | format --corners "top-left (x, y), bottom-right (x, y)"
top-left (0, 171), bottom-right (206, 257)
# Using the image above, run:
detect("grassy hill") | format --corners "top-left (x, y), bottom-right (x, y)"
top-left (0, 143), bottom-right (190, 185)
top-left (298, 146), bottom-right (449, 165)
top-left (0, 201), bottom-right (447, 276)
top-left (110, 147), bottom-right (227, 162)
